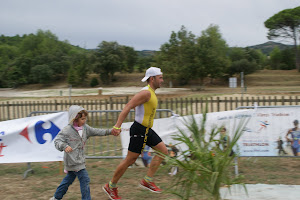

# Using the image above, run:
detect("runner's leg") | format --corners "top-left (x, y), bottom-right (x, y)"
top-left (147, 142), bottom-right (168, 177)
top-left (111, 151), bottom-right (140, 184)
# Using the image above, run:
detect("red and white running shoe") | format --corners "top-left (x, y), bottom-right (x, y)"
top-left (102, 183), bottom-right (122, 200)
top-left (139, 179), bottom-right (162, 193)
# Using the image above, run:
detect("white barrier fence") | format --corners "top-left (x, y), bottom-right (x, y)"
top-left (1, 106), bottom-right (300, 164)
top-left (121, 106), bottom-right (300, 158)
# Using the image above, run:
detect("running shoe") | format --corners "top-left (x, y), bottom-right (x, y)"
top-left (102, 183), bottom-right (122, 200)
top-left (139, 179), bottom-right (162, 193)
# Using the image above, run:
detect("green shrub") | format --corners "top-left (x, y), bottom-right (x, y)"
top-left (90, 77), bottom-right (99, 87)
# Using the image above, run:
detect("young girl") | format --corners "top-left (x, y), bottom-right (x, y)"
top-left (50, 105), bottom-right (119, 200)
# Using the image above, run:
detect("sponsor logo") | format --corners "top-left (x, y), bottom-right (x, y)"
top-left (0, 131), bottom-right (7, 157)
top-left (19, 120), bottom-right (60, 144)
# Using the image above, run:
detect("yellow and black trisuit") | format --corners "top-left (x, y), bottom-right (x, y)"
top-left (128, 85), bottom-right (162, 154)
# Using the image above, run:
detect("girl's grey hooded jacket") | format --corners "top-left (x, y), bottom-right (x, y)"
top-left (54, 105), bottom-right (112, 171)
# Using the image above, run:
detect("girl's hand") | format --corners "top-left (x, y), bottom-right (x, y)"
top-left (65, 146), bottom-right (73, 153)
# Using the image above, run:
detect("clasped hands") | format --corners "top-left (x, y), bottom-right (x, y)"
top-left (111, 126), bottom-right (121, 136)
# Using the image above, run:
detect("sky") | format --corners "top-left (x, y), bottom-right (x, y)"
top-left (1, 0), bottom-right (299, 50)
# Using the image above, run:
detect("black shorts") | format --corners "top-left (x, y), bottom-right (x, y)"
top-left (128, 121), bottom-right (162, 154)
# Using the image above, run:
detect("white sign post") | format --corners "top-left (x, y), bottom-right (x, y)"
top-left (229, 77), bottom-right (237, 88)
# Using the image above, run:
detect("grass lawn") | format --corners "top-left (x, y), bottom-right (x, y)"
top-left (1, 156), bottom-right (300, 200)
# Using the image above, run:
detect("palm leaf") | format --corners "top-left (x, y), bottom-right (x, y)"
top-left (162, 109), bottom-right (249, 199)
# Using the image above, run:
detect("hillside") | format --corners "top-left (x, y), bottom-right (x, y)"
top-left (133, 42), bottom-right (293, 57)
top-left (137, 50), bottom-right (156, 57)
top-left (247, 41), bottom-right (293, 55)
top-left (245, 69), bottom-right (300, 87)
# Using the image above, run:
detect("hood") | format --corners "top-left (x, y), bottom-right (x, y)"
top-left (68, 105), bottom-right (85, 125)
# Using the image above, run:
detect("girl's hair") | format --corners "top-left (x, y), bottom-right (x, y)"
top-left (74, 110), bottom-right (88, 121)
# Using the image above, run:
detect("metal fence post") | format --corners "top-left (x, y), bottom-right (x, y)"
top-left (23, 162), bottom-right (34, 179)
top-left (6, 101), bottom-right (10, 120)
top-left (234, 157), bottom-right (239, 177)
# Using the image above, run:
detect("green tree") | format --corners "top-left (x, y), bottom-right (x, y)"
top-left (269, 47), bottom-right (282, 69)
top-left (122, 46), bottom-right (137, 73)
top-left (13, 55), bottom-right (33, 83)
top-left (90, 77), bottom-right (99, 87)
top-left (264, 6), bottom-right (300, 71)
top-left (93, 41), bottom-right (124, 84)
top-left (156, 25), bottom-right (231, 86)
top-left (0, 44), bottom-right (19, 62)
top-left (67, 66), bottom-right (77, 86)
top-left (269, 47), bottom-right (295, 70)
top-left (2, 65), bottom-right (27, 87)
top-left (0, 44), bottom-right (20, 87)
top-left (244, 48), bottom-right (266, 70)
top-left (227, 47), bottom-right (264, 76)
top-left (281, 48), bottom-right (296, 69)
top-left (155, 26), bottom-right (196, 85)
top-left (19, 30), bottom-right (76, 81)
top-left (71, 52), bottom-right (91, 85)
top-left (0, 30), bottom-right (88, 87)
top-left (30, 64), bottom-right (54, 84)
top-left (228, 47), bottom-right (247, 62)
top-left (0, 34), bottom-right (23, 46)
top-left (227, 59), bottom-right (257, 76)
top-left (196, 25), bottom-right (230, 84)
top-left (136, 55), bottom-right (154, 72)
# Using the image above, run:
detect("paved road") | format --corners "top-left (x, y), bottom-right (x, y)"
top-left (220, 184), bottom-right (300, 200)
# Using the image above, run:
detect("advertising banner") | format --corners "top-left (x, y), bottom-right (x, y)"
top-left (1, 106), bottom-right (299, 164)
top-left (120, 109), bottom-right (253, 157)
top-left (236, 106), bottom-right (300, 156)
top-left (0, 112), bottom-right (67, 163)
top-left (121, 107), bottom-right (300, 157)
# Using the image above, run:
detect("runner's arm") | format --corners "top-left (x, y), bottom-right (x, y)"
top-left (113, 90), bottom-right (151, 128)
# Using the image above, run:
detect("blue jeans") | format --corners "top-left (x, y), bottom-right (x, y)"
top-left (54, 169), bottom-right (91, 200)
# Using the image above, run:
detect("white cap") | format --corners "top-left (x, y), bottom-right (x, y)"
top-left (141, 67), bottom-right (163, 82)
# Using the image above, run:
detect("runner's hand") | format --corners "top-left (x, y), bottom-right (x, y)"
top-left (111, 128), bottom-right (121, 136)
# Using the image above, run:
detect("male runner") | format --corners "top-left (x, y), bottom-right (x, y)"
top-left (103, 67), bottom-right (168, 200)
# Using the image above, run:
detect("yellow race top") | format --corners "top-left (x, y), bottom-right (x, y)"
top-left (135, 85), bottom-right (157, 128)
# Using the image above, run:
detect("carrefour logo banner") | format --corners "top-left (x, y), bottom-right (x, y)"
top-left (0, 112), bottom-right (68, 163)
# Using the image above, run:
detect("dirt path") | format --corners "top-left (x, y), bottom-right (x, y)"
top-left (1, 84), bottom-right (300, 104)
top-left (0, 87), bottom-right (190, 98)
